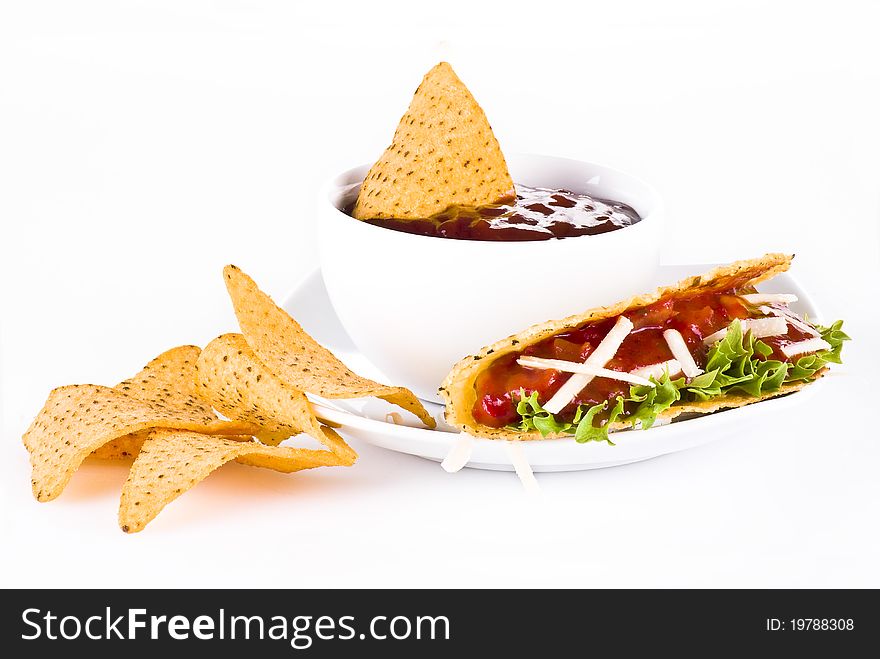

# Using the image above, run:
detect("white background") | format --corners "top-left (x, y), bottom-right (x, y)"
top-left (2, 0), bottom-right (878, 588)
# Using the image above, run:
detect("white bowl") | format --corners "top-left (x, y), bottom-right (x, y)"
top-left (318, 153), bottom-right (664, 402)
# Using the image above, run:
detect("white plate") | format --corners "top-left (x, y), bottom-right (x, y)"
top-left (285, 264), bottom-right (825, 472)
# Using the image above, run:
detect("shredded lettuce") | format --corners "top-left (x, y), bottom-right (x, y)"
top-left (786, 320), bottom-right (849, 381)
top-left (627, 371), bottom-right (683, 430)
top-left (510, 317), bottom-right (848, 444)
top-left (574, 398), bottom-right (624, 445)
top-left (514, 390), bottom-right (576, 436)
top-left (513, 369), bottom-right (682, 445)
top-left (684, 319), bottom-right (789, 400)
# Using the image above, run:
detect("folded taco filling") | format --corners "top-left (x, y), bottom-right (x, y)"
top-left (469, 285), bottom-right (847, 443)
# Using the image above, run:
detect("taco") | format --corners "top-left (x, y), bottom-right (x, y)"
top-left (440, 254), bottom-right (848, 442)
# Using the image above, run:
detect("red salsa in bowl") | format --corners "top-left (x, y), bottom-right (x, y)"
top-left (349, 185), bottom-right (642, 241)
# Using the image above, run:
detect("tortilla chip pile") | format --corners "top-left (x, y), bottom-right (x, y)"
top-left (22, 266), bottom-right (435, 532)
top-left (352, 62), bottom-right (514, 220)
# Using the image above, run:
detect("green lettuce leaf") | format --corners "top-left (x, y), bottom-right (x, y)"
top-left (574, 401), bottom-right (616, 444)
top-left (514, 389), bottom-right (575, 436)
top-left (627, 371), bottom-right (683, 429)
top-left (784, 320), bottom-right (850, 381)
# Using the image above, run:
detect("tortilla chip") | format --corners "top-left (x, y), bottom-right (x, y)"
top-left (223, 265), bottom-right (436, 428)
top-left (196, 333), bottom-right (357, 464)
top-left (91, 345), bottom-right (225, 460)
top-left (352, 62), bottom-right (513, 220)
top-left (115, 345), bottom-right (217, 418)
top-left (440, 253), bottom-right (799, 439)
top-left (118, 429), bottom-right (347, 533)
top-left (90, 432), bottom-right (150, 460)
top-left (22, 384), bottom-right (258, 501)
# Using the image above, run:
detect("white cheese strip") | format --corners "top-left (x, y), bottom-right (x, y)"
top-left (630, 359), bottom-right (683, 381)
top-left (746, 316), bottom-right (789, 338)
top-left (702, 316), bottom-right (788, 345)
top-left (517, 356), bottom-right (654, 387)
top-left (760, 305), bottom-right (821, 338)
top-left (781, 337), bottom-right (832, 358)
top-left (542, 315), bottom-right (634, 414)
top-left (505, 441), bottom-right (541, 494)
top-left (440, 434), bottom-right (475, 473)
top-left (741, 293), bottom-right (798, 305)
top-left (663, 329), bottom-right (703, 378)
top-left (783, 314), bottom-right (821, 338)
top-left (702, 327), bottom-right (728, 345)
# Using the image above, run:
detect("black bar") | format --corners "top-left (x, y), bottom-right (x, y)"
top-left (1, 589), bottom-right (874, 655)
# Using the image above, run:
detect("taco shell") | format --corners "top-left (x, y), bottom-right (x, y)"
top-left (440, 253), bottom-right (823, 440)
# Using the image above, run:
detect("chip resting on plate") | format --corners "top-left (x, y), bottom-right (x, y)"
top-left (196, 332), bottom-right (357, 464)
top-left (352, 61), bottom-right (513, 220)
top-left (118, 429), bottom-right (348, 533)
top-left (223, 264), bottom-right (436, 428)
